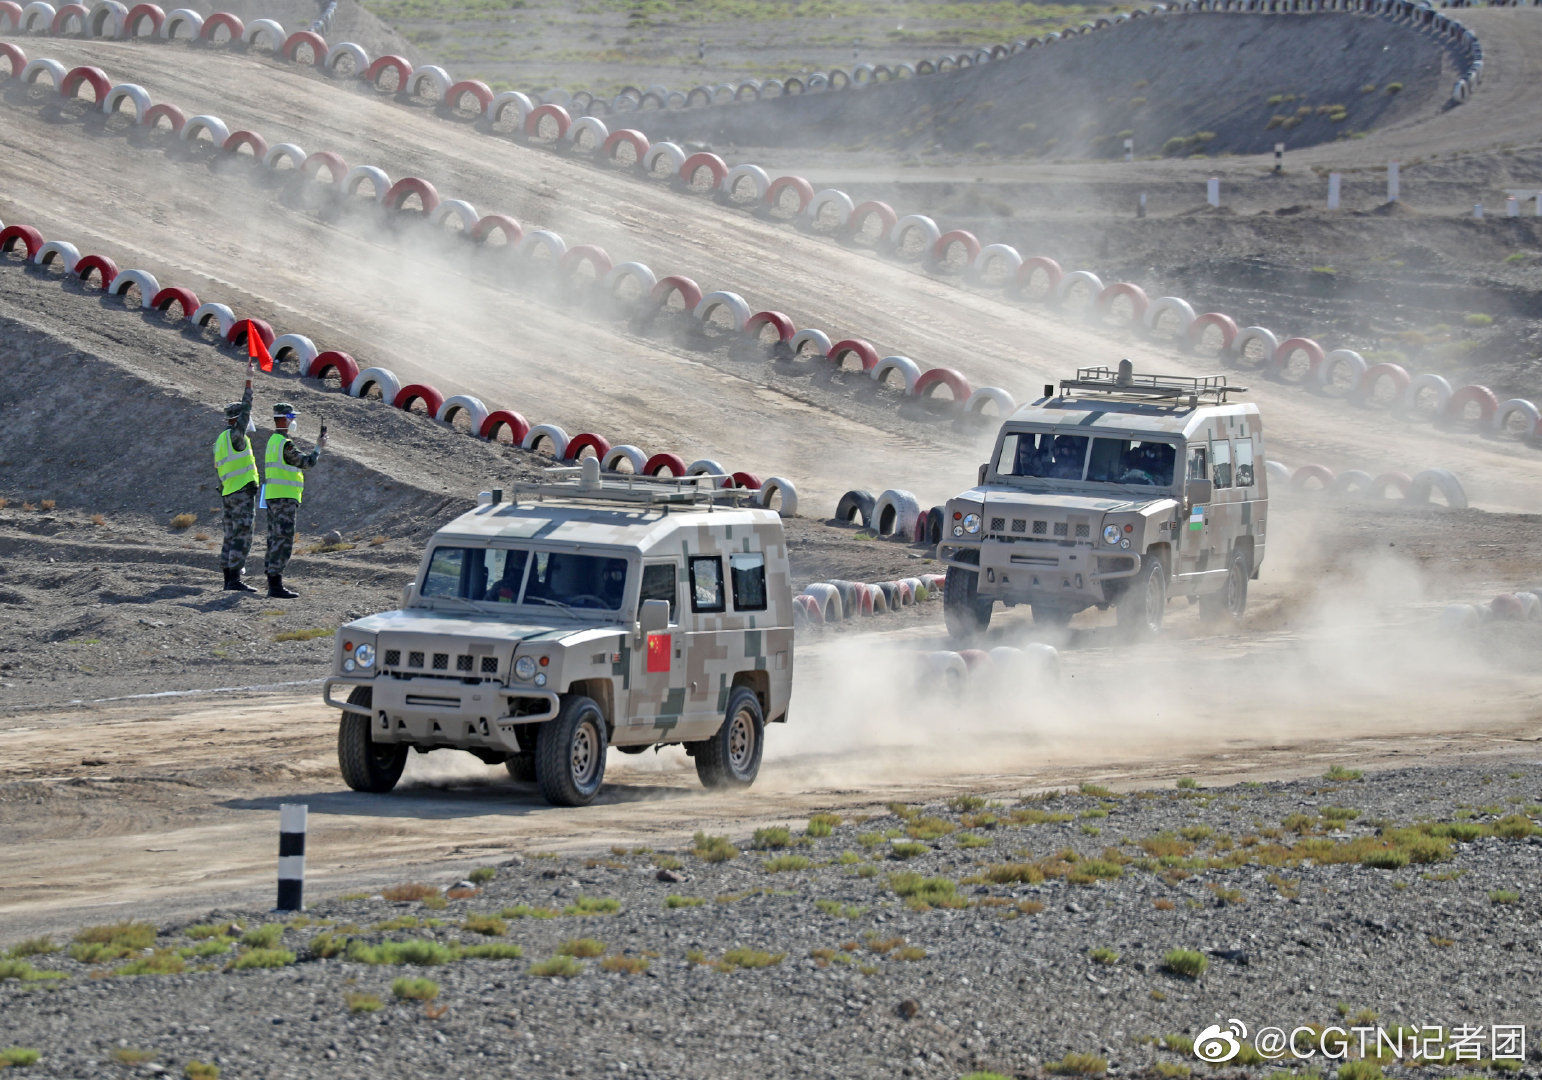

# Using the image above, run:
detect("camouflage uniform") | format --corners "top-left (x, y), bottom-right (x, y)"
top-left (218, 385), bottom-right (257, 574)
top-left (263, 436), bottom-right (321, 577)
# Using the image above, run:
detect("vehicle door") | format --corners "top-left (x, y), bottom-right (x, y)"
top-left (676, 551), bottom-right (734, 740)
top-left (626, 559), bottom-right (688, 739)
top-left (1178, 435), bottom-right (1215, 575)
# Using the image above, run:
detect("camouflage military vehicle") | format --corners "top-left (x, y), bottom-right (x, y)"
top-left (323, 460), bottom-right (794, 806)
top-left (941, 362), bottom-right (1267, 639)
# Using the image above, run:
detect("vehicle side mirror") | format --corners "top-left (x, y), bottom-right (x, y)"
top-left (638, 599), bottom-right (670, 636)
top-left (978, 463), bottom-right (988, 485)
top-left (1186, 478), bottom-right (1213, 505)
top-left (401, 582), bottom-right (417, 609)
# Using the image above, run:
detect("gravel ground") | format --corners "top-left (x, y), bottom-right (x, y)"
top-left (3, 760), bottom-right (1540, 1079)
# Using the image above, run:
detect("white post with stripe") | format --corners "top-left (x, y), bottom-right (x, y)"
top-left (1274, 141), bottom-right (1284, 172)
top-left (1327, 172), bottom-right (1341, 210)
top-left (277, 803), bottom-right (307, 911)
top-left (1387, 161), bottom-right (1400, 203)
top-left (1206, 177), bottom-right (1220, 207)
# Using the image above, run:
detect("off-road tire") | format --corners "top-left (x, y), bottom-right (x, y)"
top-left (1116, 554), bottom-right (1167, 638)
top-left (693, 686), bottom-right (765, 789)
top-left (504, 752), bottom-right (537, 783)
top-left (337, 687), bottom-right (407, 793)
top-left (1199, 548), bottom-right (1250, 622)
top-left (944, 563), bottom-right (993, 641)
top-left (1031, 604), bottom-right (1073, 629)
top-left (535, 695), bottom-right (608, 807)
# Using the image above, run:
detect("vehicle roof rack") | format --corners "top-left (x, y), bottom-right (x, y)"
top-left (495, 460), bottom-right (757, 510)
top-left (1059, 361), bottom-right (1245, 405)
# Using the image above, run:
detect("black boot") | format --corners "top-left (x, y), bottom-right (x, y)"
top-left (224, 567), bottom-right (258, 594)
top-left (267, 574), bottom-right (299, 599)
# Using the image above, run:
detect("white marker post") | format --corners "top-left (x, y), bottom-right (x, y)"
top-left (1207, 177), bottom-right (1220, 207)
top-left (1387, 161), bottom-right (1400, 203)
top-left (277, 803), bottom-right (307, 912)
top-left (1124, 137), bottom-right (1134, 163)
top-left (1535, 193), bottom-right (1542, 217)
top-left (1473, 203), bottom-right (1484, 219)
top-left (1274, 142), bottom-right (1285, 172)
top-left (1137, 192), bottom-right (1147, 218)
top-left (1327, 173), bottom-right (1342, 210)
top-left (1507, 196), bottom-right (1520, 217)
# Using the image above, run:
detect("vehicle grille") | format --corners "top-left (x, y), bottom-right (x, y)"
top-left (1032, 520), bottom-right (1047, 535)
top-left (381, 645), bottom-right (501, 680)
top-left (456, 654), bottom-right (474, 673)
top-left (990, 517), bottom-right (1005, 533)
top-left (1075, 523), bottom-right (1090, 539)
top-left (1011, 519), bottom-right (1026, 534)
top-left (481, 656), bottom-right (499, 674)
top-left (1053, 522), bottom-right (1068, 537)
top-left (408, 651), bottom-right (424, 667)
top-left (384, 649), bottom-right (400, 666)
top-left (431, 653), bottom-right (449, 671)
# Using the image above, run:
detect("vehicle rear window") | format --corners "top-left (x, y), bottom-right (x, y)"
top-left (689, 556), bottom-right (725, 613)
top-left (1234, 439), bottom-right (1256, 488)
top-left (1211, 439), bottom-right (1233, 489)
top-left (730, 553), bottom-right (767, 611)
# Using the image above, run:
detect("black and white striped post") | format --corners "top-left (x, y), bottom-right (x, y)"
top-left (277, 803), bottom-right (307, 912)
top-left (1274, 142), bottom-right (1285, 172)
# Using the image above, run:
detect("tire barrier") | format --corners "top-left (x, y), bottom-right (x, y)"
top-left (1438, 587), bottom-right (1542, 632)
top-left (105, 266), bottom-right (157, 305)
top-left (601, 443), bottom-right (648, 474)
top-left (871, 355), bottom-right (921, 395)
top-left (798, 574), bottom-right (939, 630)
top-left (307, 350), bottom-right (357, 389)
top-left (269, 333), bottom-right (316, 366)
top-left (834, 489), bottom-right (876, 528)
top-left (73, 252), bottom-right (116, 287)
top-left (1271, 460), bottom-right (1468, 507)
top-left (872, 488), bottom-right (922, 537)
top-left (757, 476), bottom-right (798, 517)
top-left (31, 238), bottom-right (80, 272)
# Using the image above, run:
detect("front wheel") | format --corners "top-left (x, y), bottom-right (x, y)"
top-left (1116, 554), bottom-right (1167, 638)
top-left (693, 686), bottom-right (764, 789)
top-left (535, 695), bottom-right (608, 807)
top-left (1199, 548), bottom-right (1250, 623)
top-left (337, 687), bottom-right (407, 793)
top-left (944, 563), bottom-right (993, 641)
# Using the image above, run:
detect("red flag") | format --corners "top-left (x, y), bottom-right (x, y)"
top-left (646, 632), bottom-right (671, 674)
top-left (247, 322), bottom-right (272, 372)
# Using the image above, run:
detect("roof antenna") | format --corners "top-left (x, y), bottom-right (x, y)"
top-left (1116, 358), bottom-right (1134, 385)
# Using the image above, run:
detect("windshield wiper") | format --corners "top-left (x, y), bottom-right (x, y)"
top-left (524, 596), bottom-right (577, 615)
top-left (427, 594), bottom-right (483, 614)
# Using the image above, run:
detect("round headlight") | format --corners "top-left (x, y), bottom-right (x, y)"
top-left (534, 673), bottom-right (547, 687)
top-left (514, 656), bottom-right (537, 681)
top-left (952, 524), bottom-right (964, 537)
top-left (1120, 538), bottom-right (1131, 549)
top-left (343, 658), bottom-right (356, 673)
top-left (1103, 524), bottom-right (1121, 545)
top-left (963, 513), bottom-right (981, 535)
top-left (354, 643), bottom-right (375, 669)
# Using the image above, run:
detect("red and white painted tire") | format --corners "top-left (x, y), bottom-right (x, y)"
top-left (73, 252), bottom-right (117, 287)
top-left (1358, 362), bottom-right (1410, 404)
top-left (1407, 468), bottom-right (1467, 509)
top-left (721, 163), bottom-right (770, 201)
top-left (406, 65), bottom-right (451, 101)
top-left (221, 129), bottom-right (268, 161)
top-left (60, 64), bottom-right (109, 101)
top-left (970, 242), bottom-right (1022, 282)
top-left (142, 102), bottom-right (185, 133)
top-left (932, 229), bottom-right (981, 266)
top-left (383, 176), bottom-right (439, 214)
top-left (518, 229), bottom-right (567, 261)
top-left (601, 128), bottom-right (649, 164)
top-left (730, 472), bottom-right (761, 490)
top-left (479, 410), bottom-right (530, 445)
top-left (1403, 373), bottom-right (1453, 414)
top-left (1445, 384), bottom-right (1499, 423)
top-left (1493, 398), bottom-right (1541, 438)
top-left (601, 444), bottom-right (648, 474)
top-left (445, 78), bottom-right (494, 115)
top-left (1368, 472), bottom-right (1412, 499)
top-left (1315, 349), bottom-right (1366, 395)
top-left (106, 267), bottom-right (158, 305)
top-left (1055, 269), bottom-right (1104, 308)
top-left (197, 10), bottom-right (240, 41)
top-left (100, 81), bottom-right (149, 121)
top-left (873, 489), bottom-right (922, 537)
top-left (566, 115), bottom-right (608, 151)
top-left (564, 432), bottom-right (611, 462)
top-left (915, 367), bottom-right (971, 404)
top-left (488, 90), bottom-right (533, 126)
top-left (678, 151), bottom-right (728, 190)
top-left (1271, 337), bottom-right (1325, 381)
top-left (181, 114), bottom-right (230, 146)
top-left (436, 394), bottom-right (489, 431)
top-left (686, 459), bottom-right (731, 486)
top-left (281, 30), bottom-right (327, 66)
top-left (469, 214), bottom-right (522, 247)
top-left (159, 7), bottom-right (199, 38)
top-left (0, 43), bottom-right (24, 78)
top-left (788, 328), bottom-right (832, 360)
top-left (521, 423), bottom-right (570, 458)
top-left (121, 3), bottom-right (161, 37)
top-left (1097, 281), bottom-right (1149, 324)
top-left (643, 452), bottom-right (687, 477)
top-left (804, 188), bottom-right (854, 227)
top-left (392, 383), bottom-right (444, 416)
top-left (262, 142), bottom-right (308, 172)
top-left (1231, 325), bottom-right (1279, 369)
top-left (794, 593), bottom-right (823, 626)
top-left (149, 285), bottom-right (198, 316)
top-left (1017, 255), bottom-right (1062, 296)
top-left (364, 54), bottom-right (412, 92)
top-left (226, 317), bottom-right (274, 350)
top-left (891, 214), bottom-right (941, 257)
top-left (524, 103), bottom-right (571, 141)
top-left (602, 261), bottom-right (657, 299)
top-left (758, 476), bottom-right (798, 517)
top-left (1187, 312), bottom-right (1238, 352)
top-left (802, 582), bottom-right (842, 622)
top-left (307, 350), bottom-right (359, 389)
top-left (828, 338), bottom-right (879, 373)
top-left (349, 365), bottom-right (400, 402)
top-left (964, 386), bottom-right (1016, 417)
top-left (323, 41), bottom-right (369, 76)
top-left (0, 225), bottom-right (44, 260)
top-left (269, 333), bottom-right (317, 367)
top-left (429, 199), bottom-right (479, 233)
top-left (765, 175), bottom-right (814, 214)
top-left (1290, 464), bottom-right (1335, 491)
top-left (642, 141), bottom-right (686, 178)
top-left (650, 275), bottom-right (702, 311)
top-left (242, 18), bottom-right (284, 52)
top-left (32, 239), bottom-right (81, 273)
top-left (560, 244), bottom-right (613, 281)
top-left (846, 200), bottom-right (897, 241)
top-left (21, 58), bottom-right (67, 89)
top-left (871, 355), bottom-right (922, 395)
top-left (745, 310), bottom-right (795, 342)
top-left (693, 290), bottom-right (751, 331)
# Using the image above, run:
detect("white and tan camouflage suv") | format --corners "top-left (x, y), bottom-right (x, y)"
top-left (323, 461), bottom-right (794, 806)
top-left (941, 362), bottom-right (1268, 639)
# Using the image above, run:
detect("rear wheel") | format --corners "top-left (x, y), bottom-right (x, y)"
top-left (1200, 548), bottom-right (1250, 622)
top-left (944, 561), bottom-right (993, 641)
top-left (1116, 554), bottom-right (1167, 638)
top-left (337, 687), bottom-right (407, 793)
top-left (535, 695), bottom-right (607, 806)
top-left (693, 686), bottom-right (764, 789)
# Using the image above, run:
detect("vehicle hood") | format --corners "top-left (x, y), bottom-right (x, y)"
top-left (957, 486), bottom-right (1172, 514)
top-left (344, 609), bottom-right (616, 646)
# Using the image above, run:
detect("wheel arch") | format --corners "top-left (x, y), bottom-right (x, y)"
top-left (731, 670), bottom-right (771, 721)
top-left (565, 679), bottom-right (615, 739)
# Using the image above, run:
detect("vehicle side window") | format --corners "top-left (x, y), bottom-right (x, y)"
top-left (730, 553), bottom-right (767, 611)
top-left (1211, 439), bottom-right (1233, 489)
top-left (422, 547), bottom-right (466, 597)
top-left (1234, 438), bottom-right (1255, 488)
top-left (1187, 446), bottom-right (1208, 483)
top-left (640, 562), bottom-right (678, 622)
top-left (688, 556), bottom-right (725, 613)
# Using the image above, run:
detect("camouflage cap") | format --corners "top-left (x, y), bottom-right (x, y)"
top-left (224, 402), bottom-right (245, 421)
top-left (272, 402), bottom-right (297, 419)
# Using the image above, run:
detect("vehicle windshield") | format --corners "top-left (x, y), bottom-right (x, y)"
top-left (421, 546), bottom-right (629, 612)
top-left (996, 431), bottom-right (1177, 488)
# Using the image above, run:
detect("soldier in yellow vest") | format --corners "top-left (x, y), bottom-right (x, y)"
top-left (213, 359), bottom-right (260, 593)
top-left (262, 402), bottom-right (326, 599)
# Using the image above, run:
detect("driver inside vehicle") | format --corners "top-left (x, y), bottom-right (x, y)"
top-left (481, 556), bottom-right (526, 603)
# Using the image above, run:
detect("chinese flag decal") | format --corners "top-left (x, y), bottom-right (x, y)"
top-left (646, 633), bottom-right (671, 674)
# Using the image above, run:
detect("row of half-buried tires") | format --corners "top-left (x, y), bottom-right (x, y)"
top-left (1439, 587), bottom-right (1542, 630)
top-left (1274, 461), bottom-right (1468, 507)
top-left (0, 216), bottom-right (801, 515)
top-left (917, 644), bottom-right (1061, 691)
top-left (795, 574), bottom-right (945, 627)
top-left (0, 47), bottom-right (1021, 424)
top-left (3, 48), bottom-right (1517, 444)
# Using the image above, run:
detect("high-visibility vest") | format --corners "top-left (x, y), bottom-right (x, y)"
top-left (213, 428), bottom-right (259, 497)
top-left (264, 433), bottom-right (305, 503)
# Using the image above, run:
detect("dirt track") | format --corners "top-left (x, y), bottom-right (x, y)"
top-left (3, 34), bottom-right (1542, 514)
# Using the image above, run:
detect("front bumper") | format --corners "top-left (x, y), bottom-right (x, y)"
top-left (940, 541), bottom-right (1141, 604)
top-left (323, 675), bottom-right (560, 752)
